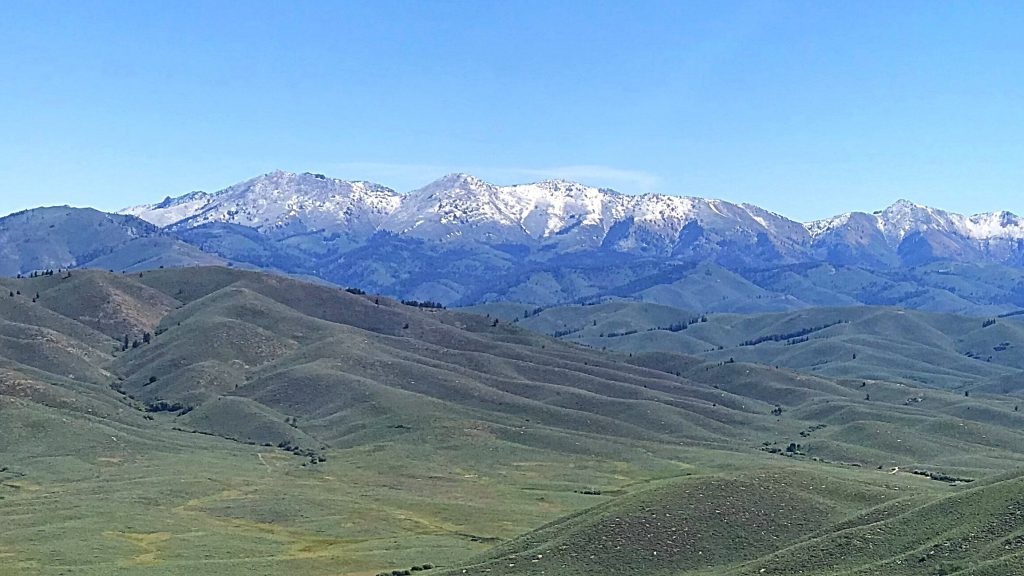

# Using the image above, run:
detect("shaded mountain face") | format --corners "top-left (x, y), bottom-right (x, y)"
top-left (0, 206), bottom-right (224, 276)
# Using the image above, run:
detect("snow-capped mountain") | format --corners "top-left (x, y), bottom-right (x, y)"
top-left (124, 171), bottom-right (815, 261)
top-left (806, 200), bottom-right (1024, 266)
top-left (124, 171), bottom-right (1024, 260)
top-left (122, 191), bottom-right (216, 227)
top-left (807, 199), bottom-right (1024, 244)
top-left (126, 171), bottom-right (401, 240)
top-left (107, 169), bottom-right (1024, 307)
top-left (7, 169), bottom-right (1024, 311)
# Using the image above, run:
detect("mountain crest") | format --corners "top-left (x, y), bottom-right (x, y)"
top-left (119, 170), bottom-right (1024, 273)
top-left (423, 172), bottom-right (490, 189)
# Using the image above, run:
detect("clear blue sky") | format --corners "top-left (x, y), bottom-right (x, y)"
top-left (2, 0), bottom-right (1022, 221)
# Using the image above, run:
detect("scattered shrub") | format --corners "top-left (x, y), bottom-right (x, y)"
top-left (144, 401), bottom-right (189, 413)
top-left (401, 299), bottom-right (444, 309)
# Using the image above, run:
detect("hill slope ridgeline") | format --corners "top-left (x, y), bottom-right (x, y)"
top-left (470, 299), bottom-right (1024, 391)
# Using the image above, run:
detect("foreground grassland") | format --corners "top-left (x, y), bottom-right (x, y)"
top-left (0, 423), bottom-right (685, 576)
top-left (2, 268), bottom-right (1023, 575)
top-left (11, 419), bottom-right (1016, 576)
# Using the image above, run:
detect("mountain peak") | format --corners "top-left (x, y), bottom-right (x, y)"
top-left (536, 178), bottom-right (581, 186)
top-left (253, 169), bottom-right (293, 181)
top-left (408, 173), bottom-right (496, 200)
top-left (528, 179), bottom-right (599, 195)
top-left (435, 173), bottom-right (488, 186)
top-left (884, 199), bottom-right (927, 212)
top-left (252, 169), bottom-right (334, 182)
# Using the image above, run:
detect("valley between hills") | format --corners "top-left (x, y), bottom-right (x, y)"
top-left (0, 267), bottom-right (1022, 575)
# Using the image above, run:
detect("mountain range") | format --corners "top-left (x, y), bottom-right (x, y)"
top-left (6, 170), bottom-right (1024, 313)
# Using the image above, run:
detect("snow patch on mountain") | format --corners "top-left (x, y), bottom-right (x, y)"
top-left (963, 211), bottom-right (1024, 240)
top-left (125, 171), bottom-right (400, 237)
top-left (805, 200), bottom-right (1024, 245)
top-left (122, 191), bottom-right (215, 228)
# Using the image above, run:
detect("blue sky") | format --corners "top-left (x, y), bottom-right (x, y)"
top-left (1, 0), bottom-right (1022, 221)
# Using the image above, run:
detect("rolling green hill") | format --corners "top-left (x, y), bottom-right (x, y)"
top-left (1, 267), bottom-right (1023, 575)
top-left (457, 260), bottom-right (1024, 316)
top-left (445, 466), bottom-right (1024, 576)
top-left (471, 300), bottom-right (1024, 391)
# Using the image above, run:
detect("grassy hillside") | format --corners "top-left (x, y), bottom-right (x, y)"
top-left (2, 267), bottom-right (1024, 575)
top-left (462, 260), bottom-right (1024, 316)
top-left (445, 466), bottom-right (1024, 576)
top-left (482, 301), bottom-right (1024, 391)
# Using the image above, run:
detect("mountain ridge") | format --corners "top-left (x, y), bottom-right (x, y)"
top-left (123, 170), bottom-right (1024, 246)
top-left (7, 170), bottom-right (1024, 311)
top-left (118, 170), bottom-right (1024, 277)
